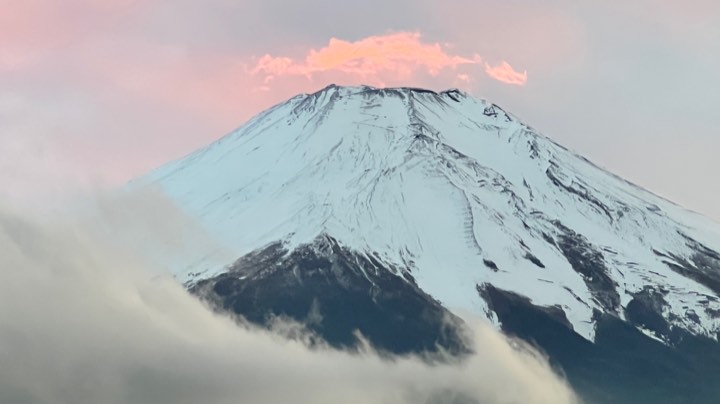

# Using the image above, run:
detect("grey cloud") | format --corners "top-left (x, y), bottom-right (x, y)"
top-left (0, 192), bottom-right (579, 404)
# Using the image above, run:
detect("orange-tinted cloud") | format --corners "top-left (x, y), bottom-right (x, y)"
top-left (251, 32), bottom-right (527, 90)
top-left (252, 32), bottom-right (525, 86)
top-left (484, 61), bottom-right (528, 86)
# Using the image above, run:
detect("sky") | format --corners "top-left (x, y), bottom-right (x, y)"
top-left (2, 0), bottom-right (720, 220)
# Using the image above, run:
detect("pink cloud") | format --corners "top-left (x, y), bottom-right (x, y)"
top-left (484, 61), bottom-right (528, 86)
top-left (251, 32), bottom-right (525, 86)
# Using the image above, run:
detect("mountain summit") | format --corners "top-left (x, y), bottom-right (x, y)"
top-left (138, 85), bottom-right (720, 402)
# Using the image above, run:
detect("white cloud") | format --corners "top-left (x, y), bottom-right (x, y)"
top-left (0, 191), bottom-right (579, 404)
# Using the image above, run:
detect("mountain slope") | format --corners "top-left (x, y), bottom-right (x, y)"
top-left (135, 85), bottom-right (720, 402)
top-left (139, 84), bottom-right (720, 343)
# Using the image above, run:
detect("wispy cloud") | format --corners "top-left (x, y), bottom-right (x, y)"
top-left (484, 61), bottom-right (528, 86)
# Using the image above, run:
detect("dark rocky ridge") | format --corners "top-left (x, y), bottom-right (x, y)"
top-left (191, 235), bottom-right (469, 355)
top-left (653, 233), bottom-right (720, 297)
top-left (479, 284), bottom-right (720, 404)
top-left (553, 221), bottom-right (621, 313)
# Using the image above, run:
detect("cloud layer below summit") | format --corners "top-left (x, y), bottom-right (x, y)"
top-left (0, 191), bottom-right (578, 404)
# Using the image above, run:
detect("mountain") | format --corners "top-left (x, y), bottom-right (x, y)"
top-left (136, 85), bottom-right (720, 403)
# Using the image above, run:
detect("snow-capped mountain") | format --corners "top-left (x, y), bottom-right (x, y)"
top-left (138, 84), bottom-right (720, 345)
top-left (133, 85), bottom-right (720, 402)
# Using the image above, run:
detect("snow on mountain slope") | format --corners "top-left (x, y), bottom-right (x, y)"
top-left (136, 85), bottom-right (720, 343)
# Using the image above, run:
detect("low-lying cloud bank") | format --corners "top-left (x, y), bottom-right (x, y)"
top-left (0, 192), bottom-right (579, 404)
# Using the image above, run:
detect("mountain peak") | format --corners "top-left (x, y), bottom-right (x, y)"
top-left (309, 83), bottom-right (469, 97)
top-left (298, 84), bottom-right (477, 117)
